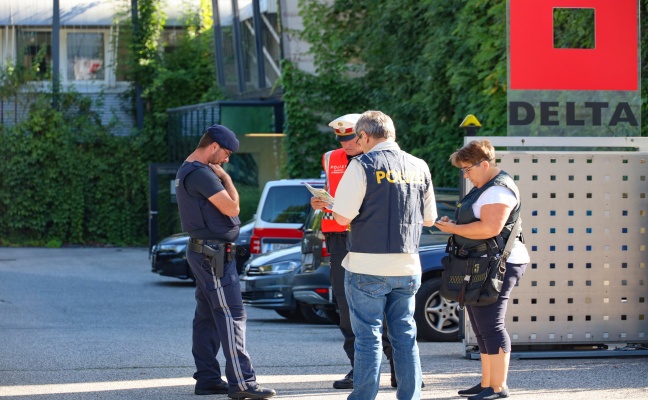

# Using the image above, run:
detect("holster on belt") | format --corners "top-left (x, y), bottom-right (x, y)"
top-left (188, 240), bottom-right (229, 278)
top-left (206, 245), bottom-right (226, 278)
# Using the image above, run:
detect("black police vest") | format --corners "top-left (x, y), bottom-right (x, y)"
top-left (175, 161), bottom-right (240, 241)
top-left (453, 171), bottom-right (521, 251)
top-left (348, 148), bottom-right (430, 254)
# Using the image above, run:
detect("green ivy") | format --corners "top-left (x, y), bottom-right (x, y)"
top-left (0, 90), bottom-right (148, 246)
top-left (284, 0), bottom-right (647, 187)
top-left (0, 0), bottom-right (224, 246)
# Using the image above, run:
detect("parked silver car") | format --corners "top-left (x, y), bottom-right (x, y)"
top-left (239, 244), bottom-right (332, 324)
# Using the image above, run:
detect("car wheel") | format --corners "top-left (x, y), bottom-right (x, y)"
top-left (275, 309), bottom-right (304, 321)
top-left (414, 277), bottom-right (460, 342)
top-left (299, 303), bottom-right (333, 325)
top-left (324, 307), bottom-right (340, 326)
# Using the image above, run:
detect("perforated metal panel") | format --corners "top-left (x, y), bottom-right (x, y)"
top-left (463, 137), bottom-right (648, 348)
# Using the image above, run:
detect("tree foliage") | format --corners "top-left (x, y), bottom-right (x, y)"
top-left (284, 0), bottom-right (647, 187)
top-left (2, 0), bottom-right (647, 245)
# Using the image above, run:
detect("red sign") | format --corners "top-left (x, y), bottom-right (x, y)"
top-left (509, 0), bottom-right (638, 91)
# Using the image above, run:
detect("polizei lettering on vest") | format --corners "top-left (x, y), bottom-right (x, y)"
top-left (375, 169), bottom-right (424, 184)
top-left (509, 101), bottom-right (638, 126)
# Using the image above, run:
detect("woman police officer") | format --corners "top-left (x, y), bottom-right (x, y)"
top-left (435, 140), bottom-right (529, 400)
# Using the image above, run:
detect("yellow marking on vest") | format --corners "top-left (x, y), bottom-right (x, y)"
top-left (376, 169), bottom-right (424, 184)
top-left (386, 170), bottom-right (397, 183)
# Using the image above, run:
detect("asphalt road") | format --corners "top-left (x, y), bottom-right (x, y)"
top-left (0, 247), bottom-right (647, 400)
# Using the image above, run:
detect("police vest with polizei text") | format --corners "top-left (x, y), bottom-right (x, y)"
top-left (321, 148), bottom-right (350, 233)
top-left (348, 149), bottom-right (430, 253)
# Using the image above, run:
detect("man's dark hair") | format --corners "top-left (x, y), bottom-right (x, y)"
top-left (197, 132), bottom-right (214, 149)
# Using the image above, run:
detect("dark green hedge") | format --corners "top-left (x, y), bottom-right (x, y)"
top-left (0, 93), bottom-right (150, 246)
top-left (0, 0), bottom-right (223, 246)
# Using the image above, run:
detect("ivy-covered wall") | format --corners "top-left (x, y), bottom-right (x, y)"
top-left (0, 0), bottom-right (223, 246)
top-left (283, 0), bottom-right (648, 187)
top-left (0, 92), bottom-right (149, 246)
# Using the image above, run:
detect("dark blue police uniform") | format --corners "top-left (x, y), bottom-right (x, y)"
top-left (348, 148), bottom-right (430, 253)
top-left (176, 161), bottom-right (258, 394)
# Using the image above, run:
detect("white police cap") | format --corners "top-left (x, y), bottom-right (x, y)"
top-left (328, 113), bottom-right (362, 142)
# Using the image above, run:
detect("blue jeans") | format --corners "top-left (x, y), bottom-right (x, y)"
top-left (345, 271), bottom-right (422, 400)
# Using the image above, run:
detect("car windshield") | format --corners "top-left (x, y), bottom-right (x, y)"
top-left (303, 208), bottom-right (323, 231)
top-left (260, 186), bottom-right (315, 223)
top-left (420, 188), bottom-right (459, 245)
top-left (420, 229), bottom-right (450, 246)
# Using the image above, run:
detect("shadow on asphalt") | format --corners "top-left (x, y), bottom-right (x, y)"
top-left (153, 280), bottom-right (195, 288)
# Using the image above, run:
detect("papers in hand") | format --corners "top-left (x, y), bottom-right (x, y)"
top-left (304, 183), bottom-right (334, 206)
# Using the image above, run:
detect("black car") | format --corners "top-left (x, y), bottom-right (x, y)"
top-left (292, 188), bottom-right (460, 342)
top-left (150, 219), bottom-right (254, 280)
top-left (291, 209), bottom-right (338, 323)
top-left (239, 244), bottom-right (331, 324)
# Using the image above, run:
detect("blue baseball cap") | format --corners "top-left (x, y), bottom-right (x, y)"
top-left (205, 124), bottom-right (239, 152)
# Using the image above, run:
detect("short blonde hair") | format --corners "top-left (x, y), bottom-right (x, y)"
top-left (449, 140), bottom-right (496, 168)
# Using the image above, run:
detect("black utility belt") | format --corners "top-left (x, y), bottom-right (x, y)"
top-left (448, 242), bottom-right (489, 259)
top-left (187, 238), bottom-right (235, 278)
top-left (324, 232), bottom-right (348, 236)
top-left (188, 239), bottom-right (236, 255)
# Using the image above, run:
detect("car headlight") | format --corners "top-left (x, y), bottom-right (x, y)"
top-left (257, 261), bottom-right (299, 275)
top-left (157, 244), bottom-right (187, 254)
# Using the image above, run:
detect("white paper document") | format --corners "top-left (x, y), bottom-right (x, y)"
top-left (304, 183), bottom-right (335, 206)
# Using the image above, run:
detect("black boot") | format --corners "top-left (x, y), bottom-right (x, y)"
top-left (333, 369), bottom-right (353, 389)
top-left (194, 378), bottom-right (228, 395)
top-left (389, 359), bottom-right (425, 388)
top-left (390, 359), bottom-right (397, 388)
top-left (228, 384), bottom-right (276, 399)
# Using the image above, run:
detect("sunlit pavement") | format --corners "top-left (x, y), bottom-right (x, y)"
top-left (0, 248), bottom-right (647, 399)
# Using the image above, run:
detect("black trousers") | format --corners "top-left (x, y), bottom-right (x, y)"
top-left (187, 249), bottom-right (257, 392)
top-left (326, 233), bottom-right (393, 366)
top-left (466, 262), bottom-right (527, 355)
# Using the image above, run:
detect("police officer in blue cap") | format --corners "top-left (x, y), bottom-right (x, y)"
top-left (175, 125), bottom-right (275, 399)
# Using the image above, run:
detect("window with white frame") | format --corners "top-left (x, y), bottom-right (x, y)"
top-left (12, 26), bottom-right (182, 85)
top-left (67, 32), bottom-right (105, 81)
